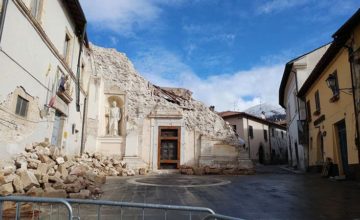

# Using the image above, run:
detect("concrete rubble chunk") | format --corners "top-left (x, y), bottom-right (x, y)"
top-left (47, 168), bottom-right (55, 176)
top-left (20, 170), bottom-right (40, 191)
top-left (49, 146), bottom-right (61, 160)
top-left (55, 157), bottom-right (65, 165)
top-left (0, 174), bottom-right (17, 185)
top-left (12, 176), bottom-right (24, 193)
top-left (38, 154), bottom-right (52, 163)
top-left (26, 186), bottom-right (44, 197)
top-left (2, 163), bottom-right (16, 175)
top-left (0, 183), bottom-right (14, 196)
top-left (138, 168), bottom-right (146, 175)
top-left (69, 189), bottom-right (90, 199)
top-left (15, 157), bottom-right (28, 169)
top-left (85, 171), bottom-right (106, 184)
top-left (58, 164), bottom-right (68, 178)
top-left (43, 189), bottom-right (67, 198)
top-left (65, 183), bottom-right (82, 193)
top-left (25, 144), bottom-right (34, 152)
top-left (64, 175), bottom-right (77, 184)
top-left (37, 163), bottom-right (48, 175)
top-left (70, 165), bottom-right (88, 176)
top-left (48, 176), bottom-right (62, 183)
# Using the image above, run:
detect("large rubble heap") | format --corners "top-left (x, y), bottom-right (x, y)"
top-left (91, 45), bottom-right (240, 146)
top-left (0, 141), bottom-right (144, 197)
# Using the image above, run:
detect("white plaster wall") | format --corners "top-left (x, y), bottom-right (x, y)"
top-left (297, 45), bottom-right (330, 89)
top-left (270, 127), bottom-right (288, 163)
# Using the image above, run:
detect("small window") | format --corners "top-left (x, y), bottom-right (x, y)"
top-left (249, 126), bottom-right (253, 139)
top-left (281, 131), bottom-right (284, 138)
top-left (15, 96), bottom-right (29, 117)
top-left (263, 129), bottom-right (268, 141)
top-left (306, 100), bottom-right (312, 122)
top-left (30, 0), bottom-right (42, 20)
top-left (232, 125), bottom-right (237, 133)
top-left (63, 33), bottom-right (71, 62)
top-left (272, 128), bottom-right (275, 137)
top-left (315, 90), bottom-right (321, 113)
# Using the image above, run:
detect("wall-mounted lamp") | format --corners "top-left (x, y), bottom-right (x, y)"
top-left (325, 73), bottom-right (352, 95)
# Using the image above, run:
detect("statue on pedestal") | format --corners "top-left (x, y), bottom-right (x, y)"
top-left (108, 101), bottom-right (121, 136)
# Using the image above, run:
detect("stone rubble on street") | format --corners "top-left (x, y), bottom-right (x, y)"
top-left (0, 140), bottom-right (148, 198)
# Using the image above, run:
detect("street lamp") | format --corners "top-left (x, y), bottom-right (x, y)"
top-left (325, 73), bottom-right (339, 96)
top-left (325, 73), bottom-right (352, 96)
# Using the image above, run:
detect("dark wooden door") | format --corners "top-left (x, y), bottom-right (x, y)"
top-left (158, 127), bottom-right (180, 169)
top-left (336, 120), bottom-right (349, 175)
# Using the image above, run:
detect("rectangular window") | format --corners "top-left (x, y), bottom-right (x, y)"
top-left (306, 100), bottom-right (312, 122)
top-left (232, 125), bottom-right (237, 133)
top-left (281, 131), bottom-right (284, 138)
top-left (315, 90), bottom-right (321, 113)
top-left (263, 129), bottom-right (268, 141)
top-left (63, 33), bottom-right (71, 62)
top-left (272, 128), bottom-right (275, 137)
top-left (15, 96), bottom-right (29, 117)
top-left (30, 0), bottom-right (42, 20)
top-left (249, 126), bottom-right (253, 139)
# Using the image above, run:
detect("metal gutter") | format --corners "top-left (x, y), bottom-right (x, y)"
top-left (76, 23), bottom-right (87, 112)
top-left (0, 0), bottom-right (9, 45)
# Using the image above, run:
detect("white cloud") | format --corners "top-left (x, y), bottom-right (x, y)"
top-left (256, 0), bottom-right (310, 14)
top-left (80, 0), bottom-right (183, 36)
top-left (133, 48), bottom-right (284, 112)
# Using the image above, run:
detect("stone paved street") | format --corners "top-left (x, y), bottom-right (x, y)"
top-left (90, 165), bottom-right (360, 220)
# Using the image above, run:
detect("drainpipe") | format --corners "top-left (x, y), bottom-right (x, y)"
top-left (246, 117), bottom-right (251, 159)
top-left (76, 23), bottom-right (87, 112)
top-left (80, 97), bottom-right (87, 155)
top-left (293, 70), bottom-right (307, 170)
top-left (0, 0), bottom-right (9, 45)
top-left (347, 45), bottom-right (360, 164)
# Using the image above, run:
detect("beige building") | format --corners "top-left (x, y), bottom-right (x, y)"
top-left (220, 111), bottom-right (287, 164)
top-left (297, 9), bottom-right (360, 179)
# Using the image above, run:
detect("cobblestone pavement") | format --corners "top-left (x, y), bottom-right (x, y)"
top-left (81, 165), bottom-right (360, 220)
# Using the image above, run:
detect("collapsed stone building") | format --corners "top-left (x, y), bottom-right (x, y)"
top-left (85, 45), bottom-right (252, 171)
top-left (0, 0), bottom-right (252, 173)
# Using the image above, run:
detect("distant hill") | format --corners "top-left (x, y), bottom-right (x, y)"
top-left (244, 103), bottom-right (286, 122)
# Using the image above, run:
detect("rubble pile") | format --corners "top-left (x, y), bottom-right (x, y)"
top-left (179, 165), bottom-right (255, 176)
top-left (91, 45), bottom-right (240, 146)
top-left (0, 141), bottom-right (146, 198)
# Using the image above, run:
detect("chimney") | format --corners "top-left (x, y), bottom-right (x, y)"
top-left (261, 111), bottom-right (266, 119)
top-left (209, 106), bottom-right (215, 112)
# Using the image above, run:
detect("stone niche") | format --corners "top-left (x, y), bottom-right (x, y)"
top-left (98, 85), bottom-right (126, 156)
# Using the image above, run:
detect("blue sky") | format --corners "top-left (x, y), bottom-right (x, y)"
top-left (80, 0), bottom-right (359, 111)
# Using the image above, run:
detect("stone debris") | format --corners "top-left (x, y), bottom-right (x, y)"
top-left (0, 141), bottom-right (146, 198)
top-left (179, 165), bottom-right (255, 176)
top-left (91, 45), bottom-right (240, 146)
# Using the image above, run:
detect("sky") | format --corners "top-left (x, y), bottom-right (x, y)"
top-left (80, 0), bottom-right (359, 112)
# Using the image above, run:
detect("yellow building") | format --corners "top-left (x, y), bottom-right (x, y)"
top-left (298, 9), bottom-right (360, 179)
